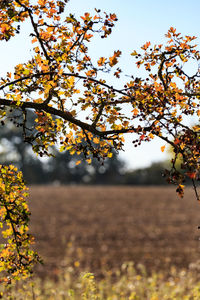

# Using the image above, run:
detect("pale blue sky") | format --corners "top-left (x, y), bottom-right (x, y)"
top-left (0, 0), bottom-right (199, 169)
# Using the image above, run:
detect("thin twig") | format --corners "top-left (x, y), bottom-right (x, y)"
top-left (192, 179), bottom-right (200, 201)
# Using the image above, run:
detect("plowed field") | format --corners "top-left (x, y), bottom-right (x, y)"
top-left (28, 186), bottom-right (200, 278)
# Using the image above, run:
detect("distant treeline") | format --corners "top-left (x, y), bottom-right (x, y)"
top-left (0, 110), bottom-right (169, 185)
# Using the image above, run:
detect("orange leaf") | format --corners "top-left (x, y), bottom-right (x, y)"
top-left (31, 37), bottom-right (37, 44)
top-left (132, 108), bottom-right (139, 116)
top-left (1, 24), bottom-right (10, 34)
top-left (80, 12), bottom-right (90, 21)
top-left (141, 41), bottom-right (151, 50)
top-left (161, 145), bottom-right (165, 152)
top-left (140, 134), bottom-right (145, 141)
top-left (97, 57), bottom-right (106, 66)
top-left (93, 15), bottom-right (100, 20)
top-left (109, 50), bottom-right (121, 67)
top-left (109, 13), bottom-right (117, 21)
top-left (174, 138), bottom-right (180, 145)
top-left (186, 172), bottom-right (196, 179)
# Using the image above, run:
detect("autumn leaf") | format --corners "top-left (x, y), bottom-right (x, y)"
top-left (140, 134), bottom-right (145, 141)
top-left (0, 24), bottom-right (10, 34)
top-left (31, 37), bottom-right (37, 43)
top-left (136, 60), bottom-right (143, 68)
top-left (76, 160), bottom-right (81, 165)
top-left (97, 57), bottom-right (106, 66)
top-left (38, 0), bottom-right (47, 5)
top-left (141, 41), bottom-right (151, 50)
top-left (7, 72), bottom-right (11, 78)
top-left (109, 50), bottom-right (121, 67)
top-left (93, 137), bottom-right (100, 144)
top-left (148, 133), bottom-right (154, 139)
top-left (161, 145), bottom-right (165, 152)
top-left (85, 69), bottom-right (96, 77)
top-left (176, 184), bottom-right (184, 198)
top-left (186, 172), bottom-right (196, 179)
top-left (174, 138), bottom-right (180, 145)
top-left (108, 13), bottom-right (117, 21)
top-left (169, 27), bottom-right (176, 35)
top-left (132, 108), bottom-right (139, 116)
top-left (80, 12), bottom-right (91, 21)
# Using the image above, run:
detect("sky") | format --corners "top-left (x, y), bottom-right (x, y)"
top-left (0, 0), bottom-right (200, 169)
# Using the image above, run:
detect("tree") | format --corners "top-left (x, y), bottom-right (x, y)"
top-left (0, 0), bottom-right (199, 282)
top-left (124, 162), bottom-right (168, 185)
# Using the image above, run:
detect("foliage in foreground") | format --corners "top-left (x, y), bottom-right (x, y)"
top-left (0, 165), bottom-right (40, 283)
top-left (1, 261), bottom-right (200, 299)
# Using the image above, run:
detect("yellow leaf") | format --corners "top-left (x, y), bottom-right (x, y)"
top-left (131, 50), bottom-right (138, 56)
top-left (76, 160), bottom-right (81, 165)
top-left (86, 158), bottom-right (92, 164)
top-left (148, 133), bottom-right (154, 139)
top-left (67, 65), bottom-right (74, 72)
top-left (67, 76), bottom-right (75, 87)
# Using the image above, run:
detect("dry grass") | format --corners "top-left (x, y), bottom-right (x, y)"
top-left (3, 261), bottom-right (200, 299)
top-left (27, 185), bottom-right (200, 279)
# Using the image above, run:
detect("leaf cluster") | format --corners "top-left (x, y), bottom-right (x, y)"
top-left (0, 165), bottom-right (40, 283)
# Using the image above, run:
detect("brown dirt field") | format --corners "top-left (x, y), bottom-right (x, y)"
top-left (28, 185), bottom-right (200, 278)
